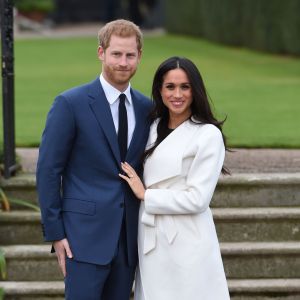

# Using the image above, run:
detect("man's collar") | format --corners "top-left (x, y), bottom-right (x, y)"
top-left (99, 74), bottom-right (132, 104)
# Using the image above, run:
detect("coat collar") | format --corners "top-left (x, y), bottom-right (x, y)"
top-left (144, 119), bottom-right (198, 187)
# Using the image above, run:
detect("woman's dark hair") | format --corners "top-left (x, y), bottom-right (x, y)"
top-left (144, 56), bottom-right (230, 175)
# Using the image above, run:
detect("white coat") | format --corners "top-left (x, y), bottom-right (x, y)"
top-left (134, 119), bottom-right (230, 300)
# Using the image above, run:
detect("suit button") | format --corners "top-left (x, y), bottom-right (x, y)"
top-left (120, 203), bottom-right (124, 208)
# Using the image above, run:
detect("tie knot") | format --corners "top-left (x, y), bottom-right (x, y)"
top-left (119, 94), bottom-right (126, 104)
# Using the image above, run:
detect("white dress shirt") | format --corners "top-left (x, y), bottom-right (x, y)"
top-left (100, 74), bottom-right (136, 147)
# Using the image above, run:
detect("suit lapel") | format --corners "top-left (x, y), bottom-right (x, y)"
top-left (126, 89), bottom-right (147, 161)
top-left (88, 79), bottom-right (121, 163)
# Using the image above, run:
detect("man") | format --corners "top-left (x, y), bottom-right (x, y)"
top-left (37, 19), bottom-right (152, 300)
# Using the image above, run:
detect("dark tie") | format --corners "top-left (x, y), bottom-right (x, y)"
top-left (118, 94), bottom-right (128, 162)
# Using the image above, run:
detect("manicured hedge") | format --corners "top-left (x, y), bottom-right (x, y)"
top-left (14, 0), bottom-right (54, 13)
top-left (165, 0), bottom-right (300, 55)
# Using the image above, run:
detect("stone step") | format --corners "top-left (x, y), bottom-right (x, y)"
top-left (213, 207), bottom-right (300, 242)
top-left (0, 281), bottom-right (64, 300)
top-left (0, 174), bottom-right (37, 210)
top-left (1, 245), bottom-right (63, 282)
top-left (1, 173), bottom-right (300, 210)
top-left (1, 279), bottom-right (300, 300)
top-left (229, 278), bottom-right (300, 300)
top-left (0, 211), bottom-right (43, 245)
top-left (222, 242), bottom-right (300, 279)
top-left (2, 207), bottom-right (300, 245)
top-left (1, 243), bottom-right (300, 281)
top-left (212, 173), bottom-right (300, 207)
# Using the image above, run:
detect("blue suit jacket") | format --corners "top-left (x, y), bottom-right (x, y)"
top-left (36, 78), bottom-right (152, 266)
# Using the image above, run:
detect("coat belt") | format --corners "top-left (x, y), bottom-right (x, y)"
top-left (141, 211), bottom-right (178, 254)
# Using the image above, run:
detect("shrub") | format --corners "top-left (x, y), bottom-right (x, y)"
top-left (166, 0), bottom-right (300, 55)
top-left (14, 0), bottom-right (54, 13)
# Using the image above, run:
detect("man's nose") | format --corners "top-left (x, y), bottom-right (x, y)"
top-left (119, 55), bottom-right (128, 67)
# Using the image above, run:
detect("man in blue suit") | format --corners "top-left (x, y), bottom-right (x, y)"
top-left (36, 19), bottom-right (152, 300)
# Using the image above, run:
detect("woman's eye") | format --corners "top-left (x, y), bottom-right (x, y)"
top-left (165, 85), bottom-right (174, 89)
top-left (181, 85), bottom-right (190, 90)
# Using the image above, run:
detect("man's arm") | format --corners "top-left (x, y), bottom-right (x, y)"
top-left (37, 95), bottom-right (75, 240)
top-left (36, 95), bottom-right (76, 275)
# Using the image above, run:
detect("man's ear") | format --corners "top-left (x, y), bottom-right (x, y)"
top-left (137, 49), bottom-right (142, 63)
top-left (98, 46), bottom-right (104, 61)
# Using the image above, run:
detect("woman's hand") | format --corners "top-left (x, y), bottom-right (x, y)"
top-left (119, 162), bottom-right (145, 201)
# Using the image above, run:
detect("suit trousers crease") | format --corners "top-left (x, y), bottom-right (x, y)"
top-left (65, 216), bottom-right (135, 300)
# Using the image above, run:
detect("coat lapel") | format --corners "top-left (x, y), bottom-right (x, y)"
top-left (144, 120), bottom-right (197, 188)
top-left (88, 79), bottom-right (121, 163)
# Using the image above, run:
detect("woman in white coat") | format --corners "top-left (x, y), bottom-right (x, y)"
top-left (120, 57), bottom-right (230, 300)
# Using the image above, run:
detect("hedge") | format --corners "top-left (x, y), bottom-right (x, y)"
top-left (165, 0), bottom-right (300, 55)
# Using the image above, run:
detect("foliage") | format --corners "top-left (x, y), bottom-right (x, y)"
top-left (0, 149), bottom-right (39, 212)
top-left (0, 287), bottom-right (4, 300)
top-left (165, 0), bottom-right (300, 55)
top-left (0, 145), bottom-right (3, 175)
top-left (0, 249), bottom-right (6, 300)
top-left (8, 197), bottom-right (40, 212)
top-left (0, 248), bottom-right (6, 280)
top-left (14, 0), bottom-right (55, 13)
top-left (0, 186), bottom-right (39, 212)
top-left (0, 145), bottom-right (3, 165)
top-left (0, 188), bottom-right (10, 211)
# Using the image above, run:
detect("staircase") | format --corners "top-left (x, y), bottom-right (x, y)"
top-left (213, 173), bottom-right (300, 299)
top-left (1, 172), bottom-right (300, 299)
top-left (0, 174), bottom-right (64, 300)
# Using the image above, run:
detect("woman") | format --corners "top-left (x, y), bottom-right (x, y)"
top-left (120, 57), bottom-right (230, 300)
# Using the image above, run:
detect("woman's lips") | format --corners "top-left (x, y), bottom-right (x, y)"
top-left (171, 100), bottom-right (184, 107)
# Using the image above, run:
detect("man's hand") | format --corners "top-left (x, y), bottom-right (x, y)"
top-left (53, 238), bottom-right (73, 277)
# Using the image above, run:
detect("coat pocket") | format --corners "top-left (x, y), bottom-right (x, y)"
top-left (62, 198), bottom-right (96, 216)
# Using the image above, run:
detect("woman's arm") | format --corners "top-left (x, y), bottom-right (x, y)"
top-left (119, 126), bottom-right (225, 215)
top-left (144, 126), bottom-right (225, 215)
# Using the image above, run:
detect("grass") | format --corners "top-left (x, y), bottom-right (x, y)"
top-left (0, 34), bottom-right (300, 147)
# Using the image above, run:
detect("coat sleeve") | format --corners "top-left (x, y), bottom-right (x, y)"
top-left (36, 95), bottom-right (76, 241)
top-left (144, 126), bottom-right (225, 215)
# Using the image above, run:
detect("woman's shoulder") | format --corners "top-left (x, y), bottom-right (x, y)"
top-left (189, 122), bottom-right (223, 147)
top-left (187, 119), bottom-right (221, 135)
top-left (198, 123), bottom-right (221, 135)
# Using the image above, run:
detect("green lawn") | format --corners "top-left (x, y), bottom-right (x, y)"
top-left (0, 34), bottom-right (300, 147)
